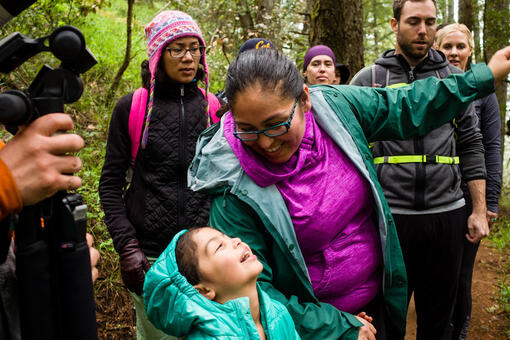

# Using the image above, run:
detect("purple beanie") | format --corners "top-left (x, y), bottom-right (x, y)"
top-left (303, 45), bottom-right (336, 72)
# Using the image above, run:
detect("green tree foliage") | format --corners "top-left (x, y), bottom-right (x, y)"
top-left (363, 0), bottom-right (394, 65)
top-left (0, 0), bottom-right (108, 36)
top-left (0, 0), bottom-right (109, 96)
top-left (163, 0), bottom-right (308, 93)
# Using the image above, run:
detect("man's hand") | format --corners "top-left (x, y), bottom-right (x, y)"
top-left (466, 212), bottom-right (489, 243)
top-left (355, 316), bottom-right (377, 340)
top-left (488, 46), bottom-right (510, 84)
top-left (466, 179), bottom-right (489, 243)
top-left (0, 114), bottom-right (84, 206)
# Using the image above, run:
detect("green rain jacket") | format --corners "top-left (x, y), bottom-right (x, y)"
top-left (188, 64), bottom-right (495, 340)
top-left (143, 230), bottom-right (301, 339)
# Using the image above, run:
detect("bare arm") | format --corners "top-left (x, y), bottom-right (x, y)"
top-left (466, 179), bottom-right (489, 243)
top-left (488, 46), bottom-right (510, 83)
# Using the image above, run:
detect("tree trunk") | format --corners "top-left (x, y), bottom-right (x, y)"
top-left (459, 0), bottom-right (473, 30)
top-left (255, 0), bottom-right (282, 49)
top-left (108, 0), bottom-right (135, 104)
top-left (483, 0), bottom-right (509, 159)
top-left (372, 0), bottom-right (378, 50)
top-left (447, 0), bottom-right (455, 23)
top-left (308, 0), bottom-right (364, 80)
top-left (472, 0), bottom-right (481, 62)
top-left (238, 0), bottom-right (254, 41)
top-left (459, 0), bottom-right (474, 65)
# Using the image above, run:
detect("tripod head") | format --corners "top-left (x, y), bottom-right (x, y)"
top-left (0, 24), bottom-right (99, 340)
top-left (0, 25), bottom-right (97, 133)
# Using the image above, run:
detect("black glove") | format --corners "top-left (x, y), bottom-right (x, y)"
top-left (119, 239), bottom-right (150, 296)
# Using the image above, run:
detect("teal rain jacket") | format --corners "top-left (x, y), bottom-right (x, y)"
top-left (187, 64), bottom-right (495, 340)
top-left (143, 230), bottom-right (301, 339)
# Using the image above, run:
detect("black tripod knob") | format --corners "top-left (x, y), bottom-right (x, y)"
top-left (0, 90), bottom-right (33, 126)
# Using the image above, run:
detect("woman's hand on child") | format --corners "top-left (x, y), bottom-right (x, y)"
top-left (355, 315), bottom-right (376, 340)
top-left (356, 312), bottom-right (373, 323)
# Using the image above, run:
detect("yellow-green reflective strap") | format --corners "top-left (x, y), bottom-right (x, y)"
top-left (373, 155), bottom-right (459, 165)
top-left (435, 155), bottom-right (459, 164)
top-left (386, 82), bottom-right (409, 89)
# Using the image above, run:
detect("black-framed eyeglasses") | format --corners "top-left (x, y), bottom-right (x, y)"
top-left (165, 46), bottom-right (205, 58)
top-left (233, 98), bottom-right (299, 142)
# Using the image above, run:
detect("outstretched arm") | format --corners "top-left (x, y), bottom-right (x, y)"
top-left (488, 46), bottom-right (510, 84)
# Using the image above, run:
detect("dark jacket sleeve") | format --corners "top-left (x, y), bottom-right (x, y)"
top-left (479, 94), bottom-right (502, 213)
top-left (209, 194), bottom-right (362, 340)
top-left (455, 102), bottom-right (486, 182)
top-left (99, 93), bottom-right (137, 253)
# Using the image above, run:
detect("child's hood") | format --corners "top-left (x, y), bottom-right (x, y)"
top-left (143, 230), bottom-right (257, 338)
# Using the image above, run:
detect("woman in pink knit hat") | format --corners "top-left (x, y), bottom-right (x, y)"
top-left (99, 11), bottom-right (218, 339)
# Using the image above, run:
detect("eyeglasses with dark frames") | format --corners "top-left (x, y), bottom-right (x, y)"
top-left (233, 98), bottom-right (299, 142)
top-left (165, 46), bottom-right (205, 58)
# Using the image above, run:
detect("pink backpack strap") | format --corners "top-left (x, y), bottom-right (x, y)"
top-left (199, 87), bottom-right (221, 124)
top-left (128, 88), bottom-right (148, 167)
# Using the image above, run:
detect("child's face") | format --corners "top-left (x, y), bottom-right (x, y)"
top-left (193, 228), bottom-right (263, 297)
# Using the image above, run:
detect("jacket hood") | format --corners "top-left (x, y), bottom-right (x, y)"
top-left (143, 229), bottom-right (260, 338)
top-left (188, 117), bottom-right (243, 194)
top-left (375, 48), bottom-right (450, 73)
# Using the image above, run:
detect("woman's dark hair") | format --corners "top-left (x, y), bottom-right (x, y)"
top-left (141, 60), bottom-right (151, 90)
top-left (225, 48), bottom-right (303, 106)
top-left (175, 227), bottom-right (205, 286)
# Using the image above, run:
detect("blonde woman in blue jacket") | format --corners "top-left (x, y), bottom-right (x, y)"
top-left (143, 227), bottom-right (303, 339)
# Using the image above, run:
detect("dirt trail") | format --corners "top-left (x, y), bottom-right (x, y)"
top-left (405, 242), bottom-right (510, 339)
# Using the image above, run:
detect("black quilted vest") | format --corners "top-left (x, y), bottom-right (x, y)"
top-left (124, 80), bottom-right (210, 256)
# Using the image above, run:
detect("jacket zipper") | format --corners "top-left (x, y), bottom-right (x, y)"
top-left (408, 69), bottom-right (415, 83)
top-left (178, 85), bottom-right (185, 226)
top-left (405, 67), bottom-right (426, 209)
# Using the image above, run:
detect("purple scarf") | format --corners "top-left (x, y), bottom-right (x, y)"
top-left (224, 111), bottom-right (382, 312)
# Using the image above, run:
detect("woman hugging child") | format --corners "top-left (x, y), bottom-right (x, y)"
top-left (143, 227), bottom-right (301, 339)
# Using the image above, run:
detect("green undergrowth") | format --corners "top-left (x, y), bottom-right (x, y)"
top-left (488, 193), bottom-right (510, 323)
top-left (73, 0), bottom-right (162, 294)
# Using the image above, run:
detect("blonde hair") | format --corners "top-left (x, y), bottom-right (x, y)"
top-left (435, 23), bottom-right (474, 50)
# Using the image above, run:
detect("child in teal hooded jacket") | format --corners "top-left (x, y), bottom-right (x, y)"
top-left (143, 227), bottom-right (301, 339)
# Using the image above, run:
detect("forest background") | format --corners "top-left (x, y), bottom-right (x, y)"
top-left (0, 0), bottom-right (509, 338)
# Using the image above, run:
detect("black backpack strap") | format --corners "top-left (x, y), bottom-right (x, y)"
top-left (371, 64), bottom-right (388, 88)
top-left (435, 65), bottom-right (451, 80)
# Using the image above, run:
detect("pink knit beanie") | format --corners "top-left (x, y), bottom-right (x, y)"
top-left (141, 10), bottom-right (209, 149)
